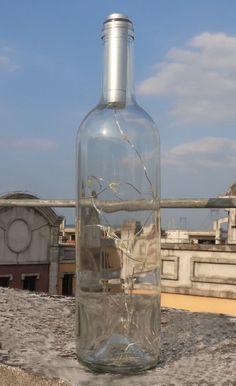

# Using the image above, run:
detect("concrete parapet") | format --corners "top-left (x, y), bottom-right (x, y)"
top-left (161, 243), bottom-right (236, 299)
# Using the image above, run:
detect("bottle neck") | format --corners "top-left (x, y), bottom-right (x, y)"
top-left (100, 33), bottom-right (135, 108)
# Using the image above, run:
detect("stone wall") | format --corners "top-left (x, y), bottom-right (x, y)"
top-left (0, 263), bottom-right (49, 292)
top-left (161, 243), bottom-right (236, 299)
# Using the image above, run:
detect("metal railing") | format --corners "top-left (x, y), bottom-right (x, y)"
top-left (0, 197), bottom-right (235, 209)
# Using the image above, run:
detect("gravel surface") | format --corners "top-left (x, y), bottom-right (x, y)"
top-left (0, 287), bottom-right (236, 386)
top-left (0, 364), bottom-right (69, 386)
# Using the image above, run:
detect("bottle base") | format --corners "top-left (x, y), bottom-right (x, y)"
top-left (79, 358), bottom-right (159, 374)
top-left (78, 334), bottom-right (159, 374)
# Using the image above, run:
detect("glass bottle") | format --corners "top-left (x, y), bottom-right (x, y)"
top-left (76, 13), bottom-right (161, 373)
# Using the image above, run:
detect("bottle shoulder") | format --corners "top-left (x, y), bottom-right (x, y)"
top-left (78, 103), bottom-right (159, 142)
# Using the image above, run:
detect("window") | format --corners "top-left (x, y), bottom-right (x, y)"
top-left (0, 276), bottom-right (10, 287)
top-left (21, 274), bottom-right (39, 291)
top-left (62, 273), bottom-right (74, 296)
top-left (23, 275), bottom-right (37, 291)
top-left (101, 251), bottom-right (111, 269)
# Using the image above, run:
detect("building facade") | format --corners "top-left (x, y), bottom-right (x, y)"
top-left (1, 183), bottom-right (236, 301)
top-left (0, 192), bottom-right (63, 294)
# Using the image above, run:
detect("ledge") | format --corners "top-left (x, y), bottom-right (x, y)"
top-left (161, 285), bottom-right (236, 300)
top-left (0, 288), bottom-right (236, 385)
top-left (161, 243), bottom-right (236, 251)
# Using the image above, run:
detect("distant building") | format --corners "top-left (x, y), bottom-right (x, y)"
top-left (58, 243), bottom-right (76, 296)
top-left (214, 181), bottom-right (236, 245)
top-left (161, 229), bottom-right (217, 244)
top-left (161, 181), bottom-right (236, 245)
top-left (0, 192), bottom-right (63, 294)
top-left (57, 182), bottom-right (236, 300)
top-left (161, 182), bottom-right (236, 299)
top-left (1, 182), bottom-right (236, 300)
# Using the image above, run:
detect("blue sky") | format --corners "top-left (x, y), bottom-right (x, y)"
top-left (0, 0), bottom-right (236, 227)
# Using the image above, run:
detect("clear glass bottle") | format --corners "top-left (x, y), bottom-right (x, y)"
top-left (76, 13), bottom-right (161, 373)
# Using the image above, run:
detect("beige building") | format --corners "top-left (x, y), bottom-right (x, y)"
top-left (1, 183), bottom-right (235, 302)
top-left (0, 192), bottom-right (63, 294)
top-left (58, 182), bottom-right (236, 300)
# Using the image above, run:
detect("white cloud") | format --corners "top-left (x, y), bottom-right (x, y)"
top-left (0, 46), bottom-right (20, 72)
top-left (138, 32), bottom-right (236, 125)
top-left (0, 54), bottom-right (20, 72)
top-left (163, 137), bottom-right (236, 169)
top-left (0, 138), bottom-right (57, 151)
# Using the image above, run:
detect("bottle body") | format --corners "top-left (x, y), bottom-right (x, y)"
top-left (76, 103), bottom-right (161, 373)
top-left (76, 13), bottom-right (161, 373)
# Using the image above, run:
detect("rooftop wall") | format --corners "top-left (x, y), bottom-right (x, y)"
top-left (161, 243), bottom-right (236, 299)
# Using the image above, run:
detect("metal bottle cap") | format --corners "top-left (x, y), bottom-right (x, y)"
top-left (102, 13), bottom-right (134, 39)
top-left (101, 13), bottom-right (134, 105)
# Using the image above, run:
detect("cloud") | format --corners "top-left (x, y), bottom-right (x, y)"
top-left (138, 32), bottom-right (236, 125)
top-left (0, 55), bottom-right (20, 72)
top-left (0, 46), bottom-right (20, 72)
top-left (163, 137), bottom-right (236, 168)
top-left (0, 138), bottom-right (57, 151)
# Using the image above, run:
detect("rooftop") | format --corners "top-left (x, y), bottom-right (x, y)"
top-left (0, 288), bottom-right (236, 385)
